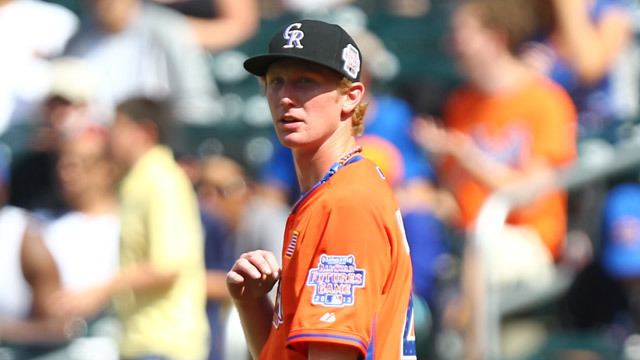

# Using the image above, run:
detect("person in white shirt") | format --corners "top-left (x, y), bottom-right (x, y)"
top-left (45, 127), bottom-right (120, 317)
top-left (0, 0), bottom-right (78, 134)
top-left (63, 0), bottom-right (222, 125)
top-left (0, 145), bottom-right (84, 356)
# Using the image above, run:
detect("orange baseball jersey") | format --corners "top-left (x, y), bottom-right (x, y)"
top-left (259, 156), bottom-right (416, 359)
top-left (442, 75), bottom-right (577, 257)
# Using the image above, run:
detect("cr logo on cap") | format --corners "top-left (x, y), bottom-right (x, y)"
top-left (283, 23), bottom-right (304, 49)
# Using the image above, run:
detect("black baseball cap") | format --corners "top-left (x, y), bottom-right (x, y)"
top-left (243, 19), bottom-right (362, 82)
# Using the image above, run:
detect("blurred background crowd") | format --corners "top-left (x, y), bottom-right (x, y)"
top-left (2, 0), bottom-right (640, 359)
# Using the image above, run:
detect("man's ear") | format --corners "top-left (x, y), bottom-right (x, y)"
top-left (140, 119), bottom-right (160, 144)
top-left (342, 82), bottom-right (365, 113)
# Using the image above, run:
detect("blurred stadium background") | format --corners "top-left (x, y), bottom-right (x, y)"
top-left (3, 0), bottom-right (640, 359)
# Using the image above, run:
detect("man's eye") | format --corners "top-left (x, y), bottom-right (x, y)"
top-left (268, 78), bottom-right (283, 86)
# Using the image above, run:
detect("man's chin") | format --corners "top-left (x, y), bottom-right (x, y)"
top-left (277, 134), bottom-right (303, 149)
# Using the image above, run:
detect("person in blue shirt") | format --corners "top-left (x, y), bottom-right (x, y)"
top-left (529, 183), bottom-right (640, 359)
top-left (522, 0), bottom-right (633, 140)
top-left (197, 154), bottom-right (288, 360)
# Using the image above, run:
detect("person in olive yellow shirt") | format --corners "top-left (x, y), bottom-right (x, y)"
top-left (50, 97), bottom-right (209, 360)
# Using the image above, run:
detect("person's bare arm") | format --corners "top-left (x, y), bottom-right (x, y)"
top-left (49, 262), bottom-right (178, 318)
top-left (226, 250), bottom-right (280, 359)
top-left (21, 225), bottom-right (61, 318)
top-left (552, 0), bottom-right (632, 84)
top-left (206, 270), bottom-right (230, 301)
top-left (308, 343), bottom-right (360, 360)
top-left (113, 262), bottom-right (178, 292)
top-left (412, 119), bottom-right (545, 192)
top-left (446, 132), bottom-right (553, 193)
top-left (232, 295), bottom-right (276, 359)
top-left (188, 0), bottom-right (259, 51)
top-left (0, 318), bottom-right (83, 344)
top-left (0, 225), bottom-right (72, 344)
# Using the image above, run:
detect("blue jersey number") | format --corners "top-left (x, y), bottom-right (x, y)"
top-left (401, 296), bottom-right (417, 358)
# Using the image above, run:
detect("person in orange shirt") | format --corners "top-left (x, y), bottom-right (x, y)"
top-left (413, 0), bottom-right (576, 357)
top-left (414, 0), bottom-right (576, 278)
top-left (226, 19), bottom-right (416, 359)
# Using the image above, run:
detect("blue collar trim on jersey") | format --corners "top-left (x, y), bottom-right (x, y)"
top-left (291, 148), bottom-right (363, 214)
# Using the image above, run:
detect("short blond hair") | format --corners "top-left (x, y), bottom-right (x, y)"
top-left (339, 78), bottom-right (368, 136)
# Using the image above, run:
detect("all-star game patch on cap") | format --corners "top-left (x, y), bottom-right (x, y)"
top-left (243, 19), bottom-right (362, 82)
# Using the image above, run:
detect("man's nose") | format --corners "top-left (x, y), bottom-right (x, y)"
top-left (279, 82), bottom-right (297, 107)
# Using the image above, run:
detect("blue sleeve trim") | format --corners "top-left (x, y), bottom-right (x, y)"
top-left (287, 333), bottom-right (367, 349)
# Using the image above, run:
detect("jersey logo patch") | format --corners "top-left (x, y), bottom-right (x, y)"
top-left (306, 254), bottom-right (365, 307)
top-left (285, 230), bottom-right (299, 258)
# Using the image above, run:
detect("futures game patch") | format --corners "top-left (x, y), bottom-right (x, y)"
top-left (306, 254), bottom-right (365, 307)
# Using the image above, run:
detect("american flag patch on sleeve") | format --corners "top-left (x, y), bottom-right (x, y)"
top-left (285, 231), bottom-right (299, 258)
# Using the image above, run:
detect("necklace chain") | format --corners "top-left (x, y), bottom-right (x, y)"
top-left (337, 146), bottom-right (363, 165)
top-left (292, 146), bottom-right (363, 213)
top-left (325, 146), bottom-right (362, 178)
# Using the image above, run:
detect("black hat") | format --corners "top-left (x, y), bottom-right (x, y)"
top-left (243, 19), bottom-right (362, 82)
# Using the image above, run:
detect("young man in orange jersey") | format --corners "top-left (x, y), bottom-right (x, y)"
top-left (226, 20), bottom-right (417, 359)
